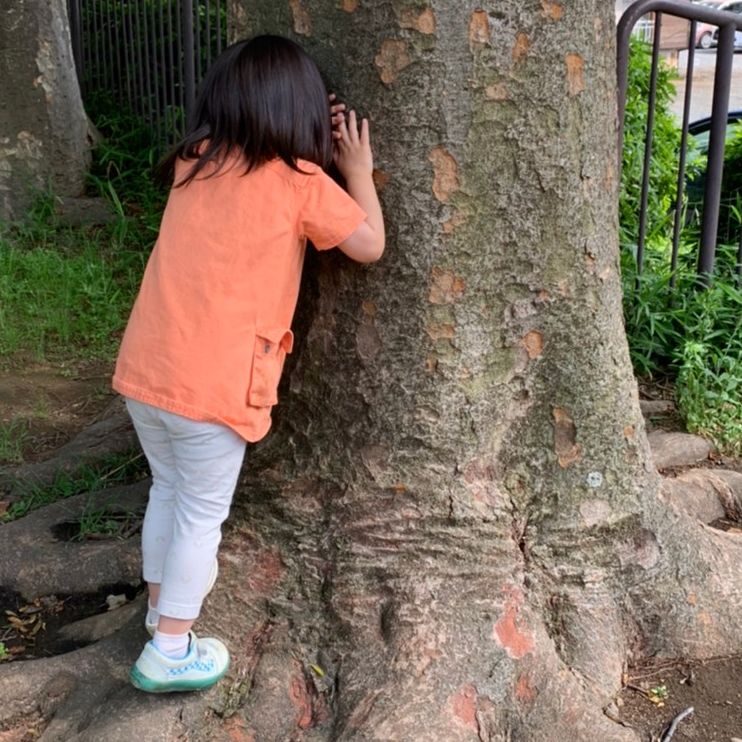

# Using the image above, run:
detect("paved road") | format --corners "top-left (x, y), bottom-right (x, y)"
top-left (670, 48), bottom-right (742, 121)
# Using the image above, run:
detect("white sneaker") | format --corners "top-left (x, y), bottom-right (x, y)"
top-left (145, 560), bottom-right (219, 636)
top-left (130, 632), bottom-right (230, 693)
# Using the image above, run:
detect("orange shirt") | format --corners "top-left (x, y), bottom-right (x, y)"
top-left (112, 156), bottom-right (367, 442)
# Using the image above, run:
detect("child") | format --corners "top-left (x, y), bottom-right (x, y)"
top-left (112, 34), bottom-right (385, 693)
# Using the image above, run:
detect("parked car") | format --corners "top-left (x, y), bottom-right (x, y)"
top-left (692, 0), bottom-right (729, 48)
top-left (685, 110), bottom-right (742, 242)
top-left (709, 0), bottom-right (742, 47)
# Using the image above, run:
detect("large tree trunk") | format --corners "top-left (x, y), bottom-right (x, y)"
top-left (0, 0), bottom-right (90, 220)
top-left (1, 2), bottom-right (741, 740)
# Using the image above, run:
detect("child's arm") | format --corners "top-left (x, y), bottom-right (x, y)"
top-left (333, 110), bottom-right (385, 264)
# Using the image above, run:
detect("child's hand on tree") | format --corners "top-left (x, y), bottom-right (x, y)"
top-left (331, 106), bottom-right (374, 180)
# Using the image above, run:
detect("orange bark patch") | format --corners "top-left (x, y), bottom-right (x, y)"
top-left (623, 425), bottom-right (635, 440)
top-left (375, 39), bottom-right (412, 85)
top-left (540, 0), bottom-right (563, 20)
top-left (485, 82), bottom-right (509, 100)
top-left (361, 300), bottom-right (377, 316)
top-left (494, 602), bottom-right (534, 659)
top-left (443, 211), bottom-right (465, 234)
top-left (429, 146), bottom-right (460, 203)
top-left (289, 0), bottom-right (311, 35)
top-left (398, 7), bottom-right (436, 34)
top-left (468, 10), bottom-right (490, 47)
top-left (426, 322), bottom-right (455, 341)
top-left (521, 330), bottom-right (544, 359)
top-left (450, 684), bottom-right (478, 731)
top-left (425, 354), bottom-right (438, 373)
top-left (246, 549), bottom-right (285, 594)
top-left (289, 665), bottom-right (313, 729)
top-left (552, 406), bottom-right (582, 467)
top-left (372, 168), bottom-right (391, 191)
top-left (223, 717), bottom-right (257, 742)
top-left (515, 672), bottom-right (537, 703)
top-left (341, 0), bottom-right (358, 11)
top-left (687, 592), bottom-right (698, 606)
top-left (512, 32), bottom-right (530, 64)
top-left (429, 267), bottom-right (465, 304)
top-left (566, 53), bottom-right (585, 96)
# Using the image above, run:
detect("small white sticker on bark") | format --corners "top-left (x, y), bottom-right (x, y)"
top-left (586, 471), bottom-right (603, 488)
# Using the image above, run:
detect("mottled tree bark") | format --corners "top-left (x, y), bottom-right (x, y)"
top-left (0, 0), bottom-right (90, 220)
top-left (1, 2), bottom-right (741, 740)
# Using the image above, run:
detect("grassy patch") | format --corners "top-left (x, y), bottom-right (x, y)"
top-left (0, 94), bottom-right (165, 367)
top-left (1, 451), bottom-right (148, 524)
top-left (0, 220), bottom-right (146, 362)
top-left (0, 419), bottom-right (28, 465)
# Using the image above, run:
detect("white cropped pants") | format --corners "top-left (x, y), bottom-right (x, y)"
top-left (125, 398), bottom-right (246, 620)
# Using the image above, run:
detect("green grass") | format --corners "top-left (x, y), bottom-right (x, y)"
top-left (0, 92), bottom-right (165, 366)
top-left (0, 419), bottom-right (29, 464)
top-left (72, 504), bottom-right (143, 542)
top-left (1, 451), bottom-right (147, 523)
top-left (0, 218), bottom-right (146, 362)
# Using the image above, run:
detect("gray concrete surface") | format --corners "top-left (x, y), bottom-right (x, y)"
top-left (670, 48), bottom-right (742, 121)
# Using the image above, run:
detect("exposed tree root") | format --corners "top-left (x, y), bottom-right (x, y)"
top-left (0, 482), bottom-right (147, 597)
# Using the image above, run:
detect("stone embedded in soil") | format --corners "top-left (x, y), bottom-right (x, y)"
top-left (710, 469), bottom-right (742, 508)
top-left (662, 469), bottom-right (740, 523)
top-left (54, 197), bottom-right (117, 227)
top-left (647, 431), bottom-right (713, 470)
top-left (639, 399), bottom-right (676, 416)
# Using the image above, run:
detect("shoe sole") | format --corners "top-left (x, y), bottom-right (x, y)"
top-left (129, 657), bottom-right (229, 693)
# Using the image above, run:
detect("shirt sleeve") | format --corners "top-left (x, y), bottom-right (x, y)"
top-left (298, 168), bottom-right (368, 250)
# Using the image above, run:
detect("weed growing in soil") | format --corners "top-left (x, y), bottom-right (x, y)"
top-left (0, 419), bottom-right (28, 464)
top-left (1, 451), bottom-right (147, 523)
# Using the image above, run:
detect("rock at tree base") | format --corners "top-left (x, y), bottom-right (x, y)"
top-left (647, 431), bottom-right (713, 470)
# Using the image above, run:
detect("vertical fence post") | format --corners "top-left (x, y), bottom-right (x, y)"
top-left (670, 19), bottom-right (697, 287)
top-left (182, 0), bottom-right (196, 124)
top-left (697, 21), bottom-right (735, 281)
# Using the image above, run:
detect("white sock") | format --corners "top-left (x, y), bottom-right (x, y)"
top-left (153, 630), bottom-right (190, 659)
top-left (146, 601), bottom-right (159, 628)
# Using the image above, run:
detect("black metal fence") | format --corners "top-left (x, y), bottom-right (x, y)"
top-left (67, 0), bottom-right (228, 146)
top-left (617, 0), bottom-right (742, 284)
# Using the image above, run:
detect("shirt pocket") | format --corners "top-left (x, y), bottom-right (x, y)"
top-left (247, 327), bottom-right (294, 407)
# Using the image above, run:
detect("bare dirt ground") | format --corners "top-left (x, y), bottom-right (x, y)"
top-left (0, 359), bottom-right (116, 464)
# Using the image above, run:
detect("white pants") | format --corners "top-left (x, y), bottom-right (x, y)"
top-left (125, 398), bottom-right (246, 620)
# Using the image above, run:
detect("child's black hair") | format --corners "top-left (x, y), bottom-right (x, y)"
top-left (158, 35), bottom-right (333, 187)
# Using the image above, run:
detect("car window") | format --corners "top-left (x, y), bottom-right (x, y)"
top-left (723, 1), bottom-right (742, 12)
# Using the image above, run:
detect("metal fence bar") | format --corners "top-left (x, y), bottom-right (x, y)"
top-left (205, 0), bottom-right (212, 70)
top-left (669, 19), bottom-right (697, 287)
top-left (67, 0), bottom-right (241, 148)
top-left (69, 0), bottom-right (83, 88)
top-left (167, 0), bottom-right (177, 141)
top-left (182, 0), bottom-right (196, 123)
top-left (698, 22), bottom-right (735, 279)
top-left (618, 0), bottom-right (742, 284)
top-left (635, 12), bottom-right (663, 277)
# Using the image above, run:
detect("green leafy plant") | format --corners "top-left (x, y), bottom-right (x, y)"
top-left (620, 37), bottom-right (687, 256)
top-left (620, 39), bottom-right (742, 455)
